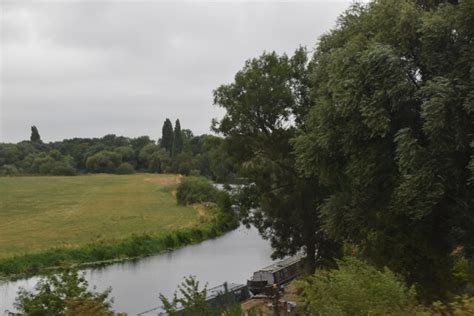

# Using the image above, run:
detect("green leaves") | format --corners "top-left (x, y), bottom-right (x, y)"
top-left (160, 276), bottom-right (210, 316)
top-left (161, 118), bottom-right (174, 155)
top-left (213, 49), bottom-right (340, 270)
top-left (14, 269), bottom-right (114, 316)
top-left (297, 257), bottom-right (416, 316)
top-left (175, 176), bottom-right (219, 205)
top-left (294, 0), bottom-right (473, 300)
top-left (172, 119), bottom-right (183, 157)
top-left (30, 126), bottom-right (42, 143)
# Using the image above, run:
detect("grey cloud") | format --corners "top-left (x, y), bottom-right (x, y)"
top-left (1, 0), bottom-right (351, 142)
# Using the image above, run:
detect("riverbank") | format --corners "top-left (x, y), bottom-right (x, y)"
top-left (0, 174), bottom-right (239, 280)
top-left (0, 205), bottom-right (238, 280)
top-left (1, 225), bottom-right (273, 315)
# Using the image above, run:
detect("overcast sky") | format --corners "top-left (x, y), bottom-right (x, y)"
top-left (1, 0), bottom-right (352, 143)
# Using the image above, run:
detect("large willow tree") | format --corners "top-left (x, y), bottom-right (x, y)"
top-left (213, 49), bottom-right (340, 271)
top-left (294, 0), bottom-right (474, 299)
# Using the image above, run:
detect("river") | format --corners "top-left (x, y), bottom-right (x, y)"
top-left (0, 225), bottom-right (274, 315)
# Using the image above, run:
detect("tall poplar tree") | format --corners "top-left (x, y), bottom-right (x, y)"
top-left (173, 119), bottom-right (183, 156)
top-left (30, 126), bottom-right (41, 143)
top-left (160, 119), bottom-right (174, 155)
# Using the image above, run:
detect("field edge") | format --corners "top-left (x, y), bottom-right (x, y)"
top-left (0, 204), bottom-right (239, 281)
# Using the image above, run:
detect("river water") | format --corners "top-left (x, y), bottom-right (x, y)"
top-left (0, 225), bottom-right (274, 315)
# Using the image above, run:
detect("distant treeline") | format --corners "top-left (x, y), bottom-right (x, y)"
top-left (0, 120), bottom-right (235, 181)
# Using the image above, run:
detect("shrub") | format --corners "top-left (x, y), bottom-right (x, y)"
top-left (176, 176), bottom-right (218, 205)
top-left (217, 191), bottom-right (232, 212)
top-left (116, 162), bottom-right (135, 174)
top-left (14, 269), bottom-right (115, 315)
top-left (297, 257), bottom-right (416, 316)
top-left (416, 296), bottom-right (474, 315)
top-left (0, 164), bottom-right (19, 176)
top-left (160, 276), bottom-right (209, 315)
top-left (160, 276), bottom-right (243, 316)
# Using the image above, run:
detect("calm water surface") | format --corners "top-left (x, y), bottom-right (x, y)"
top-left (0, 226), bottom-right (274, 315)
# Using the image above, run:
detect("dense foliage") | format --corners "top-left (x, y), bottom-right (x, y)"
top-left (175, 176), bottom-right (238, 233)
top-left (173, 119), bottom-right (184, 156)
top-left (30, 126), bottom-right (41, 143)
top-left (159, 276), bottom-right (244, 316)
top-left (160, 276), bottom-right (210, 315)
top-left (14, 270), bottom-right (116, 316)
top-left (160, 118), bottom-right (174, 155)
top-left (0, 122), bottom-right (235, 180)
top-left (293, 0), bottom-right (474, 299)
top-left (213, 0), bottom-right (473, 302)
top-left (176, 176), bottom-right (219, 205)
top-left (297, 257), bottom-right (416, 316)
top-left (213, 48), bottom-right (340, 272)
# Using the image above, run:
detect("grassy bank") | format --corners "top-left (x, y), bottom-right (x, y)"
top-left (0, 174), bottom-right (238, 278)
top-left (0, 208), bottom-right (238, 279)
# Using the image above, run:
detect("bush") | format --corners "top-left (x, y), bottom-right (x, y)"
top-left (176, 176), bottom-right (218, 205)
top-left (297, 257), bottom-right (416, 316)
top-left (416, 296), bottom-right (474, 315)
top-left (14, 269), bottom-right (115, 315)
top-left (160, 276), bottom-right (243, 316)
top-left (217, 191), bottom-right (232, 212)
top-left (41, 161), bottom-right (77, 176)
top-left (160, 276), bottom-right (210, 315)
top-left (0, 164), bottom-right (19, 176)
top-left (116, 162), bottom-right (135, 174)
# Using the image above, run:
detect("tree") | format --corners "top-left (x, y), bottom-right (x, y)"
top-left (14, 269), bottom-right (116, 316)
top-left (160, 119), bottom-right (174, 154)
top-left (138, 144), bottom-right (170, 173)
top-left (24, 150), bottom-right (76, 176)
top-left (203, 136), bottom-right (235, 182)
top-left (213, 48), bottom-right (340, 272)
top-left (85, 151), bottom-right (122, 173)
top-left (101, 134), bottom-right (129, 147)
top-left (173, 119), bottom-right (183, 156)
top-left (160, 276), bottom-right (243, 316)
top-left (0, 144), bottom-right (22, 167)
top-left (297, 257), bottom-right (416, 316)
top-left (176, 176), bottom-right (218, 205)
top-left (130, 136), bottom-right (153, 152)
top-left (160, 276), bottom-right (210, 316)
top-left (30, 126), bottom-right (41, 142)
top-left (114, 146), bottom-right (136, 166)
top-left (294, 0), bottom-right (473, 299)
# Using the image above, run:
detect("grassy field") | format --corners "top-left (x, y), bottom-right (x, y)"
top-left (0, 174), bottom-right (201, 259)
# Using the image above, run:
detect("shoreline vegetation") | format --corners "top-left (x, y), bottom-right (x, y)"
top-left (0, 213), bottom-right (238, 281)
top-left (0, 174), bottom-right (239, 281)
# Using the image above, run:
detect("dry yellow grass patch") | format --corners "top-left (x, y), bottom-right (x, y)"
top-left (143, 174), bottom-right (182, 185)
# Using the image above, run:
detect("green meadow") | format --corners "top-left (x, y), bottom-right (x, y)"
top-left (0, 174), bottom-right (201, 260)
